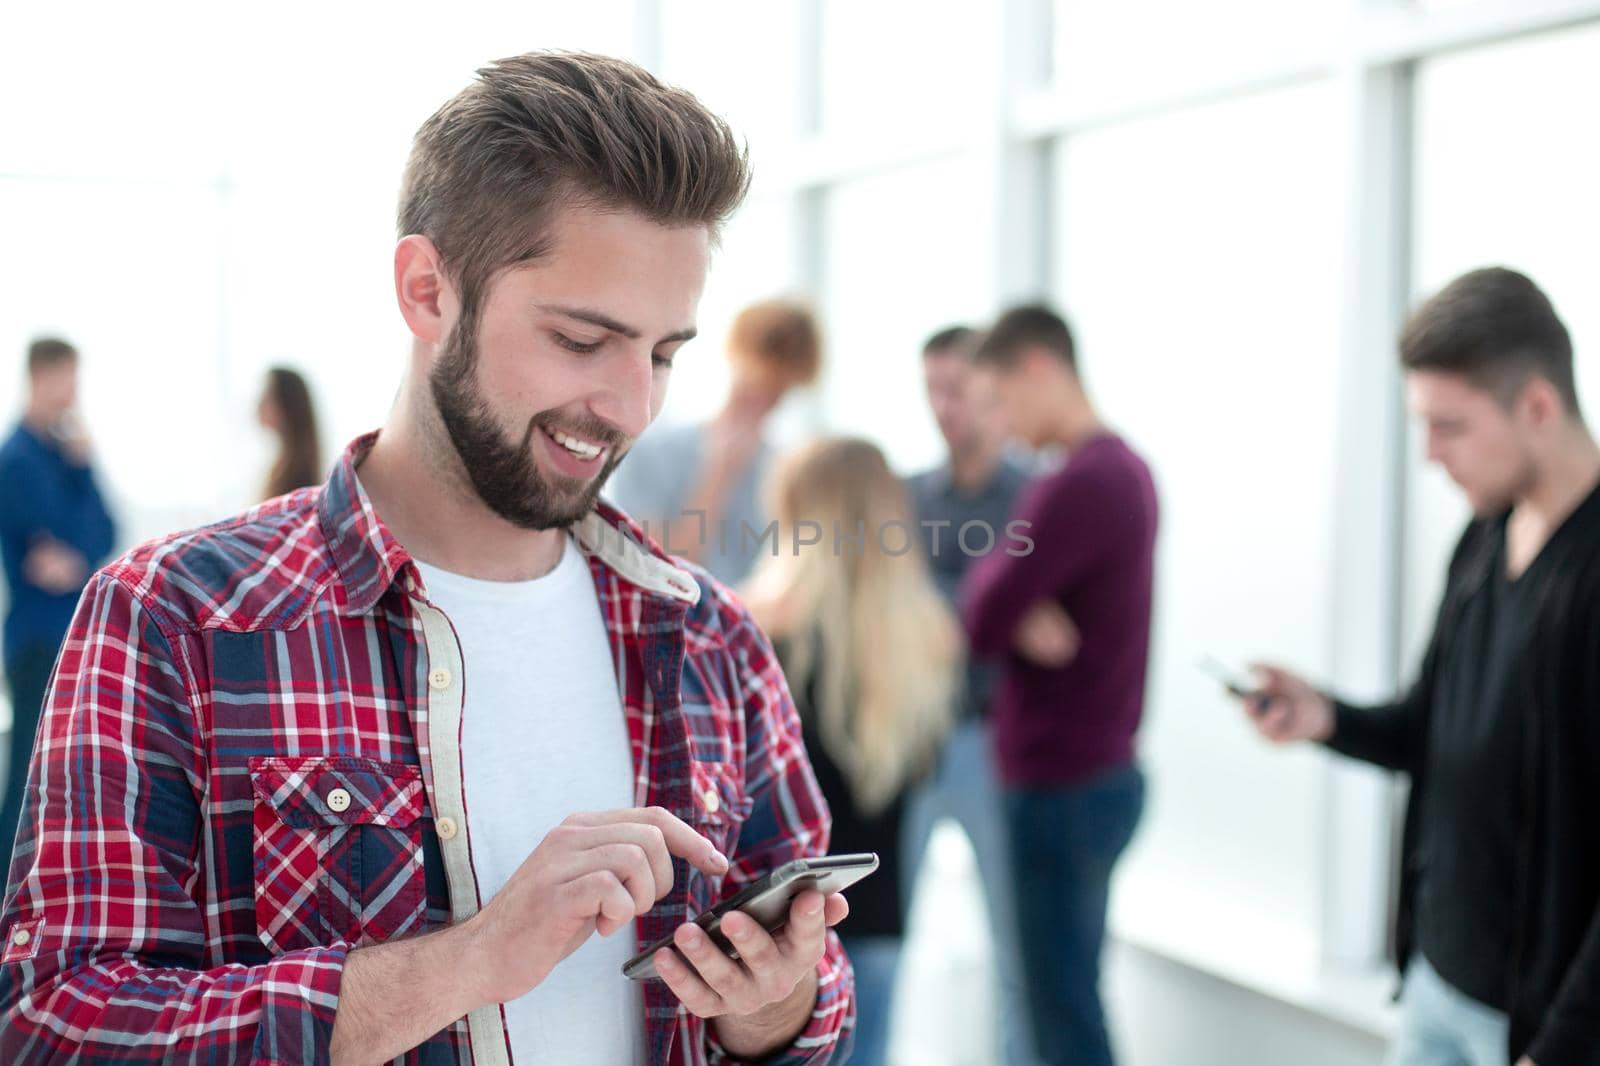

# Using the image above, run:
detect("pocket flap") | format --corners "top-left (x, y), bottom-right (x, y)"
top-left (249, 755), bottom-right (423, 829)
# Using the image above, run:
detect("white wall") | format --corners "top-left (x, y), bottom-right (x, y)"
top-left (1053, 79), bottom-right (1345, 970)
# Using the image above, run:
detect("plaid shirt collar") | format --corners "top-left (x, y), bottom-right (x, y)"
top-left (318, 431), bottom-right (702, 617)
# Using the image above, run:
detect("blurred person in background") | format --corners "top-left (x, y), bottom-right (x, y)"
top-left (902, 325), bottom-right (1038, 1065)
top-left (0, 337), bottom-right (116, 889)
top-left (257, 365), bottom-right (324, 500)
top-left (607, 298), bottom-right (821, 586)
top-left (1240, 268), bottom-right (1600, 1066)
top-left (0, 52), bottom-right (856, 1065)
top-left (962, 305), bottom-right (1158, 1066)
top-left (745, 436), bottom-right (960, 1066)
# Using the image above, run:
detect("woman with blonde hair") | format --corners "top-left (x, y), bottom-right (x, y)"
top-left (743, 436), bottom-right (961, 1066)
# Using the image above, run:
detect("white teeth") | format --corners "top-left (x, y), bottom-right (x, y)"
top-left (551, 429), bottom-right (603, 460)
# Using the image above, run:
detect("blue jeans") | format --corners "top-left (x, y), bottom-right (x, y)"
top-left (1005, 763), bottom-right (1145, 1066)
top-left (902, 718), bottom-right (1038, 1065)
top-left (841, 935), bottom-right (902, 1066)
top-left (1389, 952), bottom-right (1510, 1066)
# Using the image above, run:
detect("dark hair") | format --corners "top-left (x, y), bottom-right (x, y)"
top-left (398, 51), bottom-right (751, 316)
top-left (1400, 267), bottom-right (1580, 416)
top-left (973, 305), bottom-right (1077, 372)
top-left (263, 366), bottom-right (323, 500)
top-left (922, 325), bottom-right (976, 356)
top-left (27, 337), bottom-right (78, 376)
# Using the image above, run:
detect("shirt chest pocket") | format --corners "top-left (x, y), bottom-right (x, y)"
top-left (248, 755), bottom-right (428, 954)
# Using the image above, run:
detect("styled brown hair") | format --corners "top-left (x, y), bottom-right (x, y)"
top-left (1400, 267), bottom-right (1580, 417)
top-left (973, 304), bottom-right (1077, 372)
top-left (726, 299), bottom-right (822, 387)
top-left (398, 51), bottom-right (752, 314)
top-left (262, 366), bottom-right (324, 501)
top-left (27, 337), bottom-right (78, 376)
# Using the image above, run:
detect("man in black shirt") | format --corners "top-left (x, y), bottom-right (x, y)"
top-left (1243, 268), bottom-right (1600, 1066)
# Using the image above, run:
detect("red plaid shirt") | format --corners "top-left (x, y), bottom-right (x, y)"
top-left (0, 433), bottom-right (854, 1064)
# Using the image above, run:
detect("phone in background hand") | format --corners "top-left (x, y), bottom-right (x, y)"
top-left (1198, 656), bottom-right (1271, 710)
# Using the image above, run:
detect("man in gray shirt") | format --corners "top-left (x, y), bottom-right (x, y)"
top-left (606, 299), bottom-right (821, 587)
top-left (903, 326), bottom-right (1037, 1066)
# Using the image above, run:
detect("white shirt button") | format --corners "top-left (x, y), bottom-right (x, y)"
top-left (326, 788), bottom-right (352, 813)
top-left (12, 928), bottom-right (30, 947)
top-left (436, 816), bottom-right (459, 840)
top-left (428, 667), bottom-right (452, 690)
top-left (703, 790), bottom-right (721, 815)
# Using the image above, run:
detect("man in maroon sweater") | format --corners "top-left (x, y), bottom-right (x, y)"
top-left (961, 305), bottom-right (1159, 1066)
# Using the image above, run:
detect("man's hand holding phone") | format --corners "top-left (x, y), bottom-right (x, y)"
top-left (656, 887), bottom-right (849, 1055)
top-left (454, 806), bottom-right (849, 1059)
top-left (1235, 663), bottom-right (1336, 745)
top-left (332, 808), bottom-right (847, 1064)
top-left (621, 852), bottom-right (872, 1053)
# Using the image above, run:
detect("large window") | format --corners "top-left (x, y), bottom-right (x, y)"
top-left (647, 4), bottom-right (808, 433)
top-left (819, 156), bottom-right (989, 472)
top-left (661, 1), bottom-right (806, 151)
top-left (648, 195), bottom-right (803, 430)
top-left (0, 182), bottom-right (228, 540)
top-left (820, 1), bottom-right (987, 140)
top-left (1054, 81), bottom-right (1344, 971)
top-left (1052, 0), bottom-right (1339, 112)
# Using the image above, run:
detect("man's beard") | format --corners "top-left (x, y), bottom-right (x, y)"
top-left (430, 317), bottom-right (628, 531)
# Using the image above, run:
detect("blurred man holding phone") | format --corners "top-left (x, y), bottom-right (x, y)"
top-left (1244, 268), bottom-right (1600, 1066)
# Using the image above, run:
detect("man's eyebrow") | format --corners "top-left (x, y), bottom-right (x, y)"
top-left (536, 304), bottom-right (697, 345)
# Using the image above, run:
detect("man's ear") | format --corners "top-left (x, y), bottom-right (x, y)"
top-left (1517, 375), bottom-right (1565, 432)
top-left (394, 235), bottom-right (455, 345)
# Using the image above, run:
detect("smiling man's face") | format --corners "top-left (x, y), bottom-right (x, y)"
top-left (429, 202), bottom-right (710, 530)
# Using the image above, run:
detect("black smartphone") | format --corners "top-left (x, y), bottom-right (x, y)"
top-left (622, 853), bottom-right (879, 981)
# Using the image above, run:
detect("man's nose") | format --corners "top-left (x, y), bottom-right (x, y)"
top-left (589, 346), bottom-right (656, 441)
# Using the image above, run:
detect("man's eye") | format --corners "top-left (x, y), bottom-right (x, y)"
top-left (653, 354), bottom-right (676, 370)
top-left (554, 333), bottom-right (602, 354)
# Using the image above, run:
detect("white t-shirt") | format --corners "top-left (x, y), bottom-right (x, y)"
top-left (415, 535), bottom-right (646, 1066)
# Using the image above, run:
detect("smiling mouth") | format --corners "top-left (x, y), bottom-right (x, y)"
top-left (542, 425), bottom-right (608, 462)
